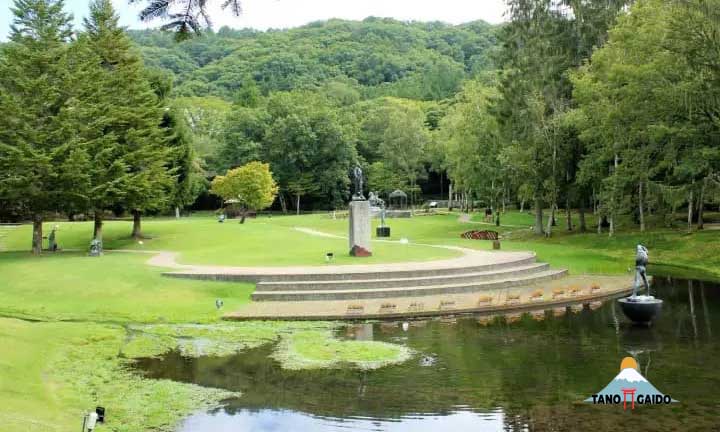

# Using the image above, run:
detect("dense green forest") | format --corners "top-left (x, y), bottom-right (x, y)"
top-left (127, 19), bottom-right (498, 99)
top-left (1, 0), bottom-right (719, 254)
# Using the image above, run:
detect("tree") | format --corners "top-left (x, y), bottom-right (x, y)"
top-left (134, 0), bottom-right (242, 40)
top-left (440, 81), bottom-right (503, 213)
top-left (572, 0), bottom-right (716, 235)
top-left (0, 0), bottom-right (76, 254)
top-left (71, 0), bottom-right (171, 243)
top-left (210, 161), bottom-right (278, 223)
top-left (263, 91), bottom-right (357, 211)
top-left (164, 105), bottom-right (206, 221)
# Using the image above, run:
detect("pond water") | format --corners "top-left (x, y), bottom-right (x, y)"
top-left (134, 276), bottom-right (720, 431)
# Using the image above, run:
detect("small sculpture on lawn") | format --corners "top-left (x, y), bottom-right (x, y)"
top-left (351, 165), bottom-right (365, 201)
top-left (48, 224), bottom-right (59, 252)
top-left (89, 238), bottom-right (102, 257)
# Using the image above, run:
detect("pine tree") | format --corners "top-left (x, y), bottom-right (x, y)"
top-left (70, 0), bottom-right (171, 244)
top-left (0, 0), bottom-right (77, 254)
top-left (163, 106), bottom-right (205, 221)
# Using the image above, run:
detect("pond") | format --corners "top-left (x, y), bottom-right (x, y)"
top-left (134, 276), bottom-right (720, 431)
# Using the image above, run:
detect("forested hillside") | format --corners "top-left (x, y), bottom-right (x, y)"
top-left (128, 18), bottom-right (499, 100)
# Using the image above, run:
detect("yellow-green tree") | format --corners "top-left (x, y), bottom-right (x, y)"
top-left (211, 161), bottom-right (278, 223)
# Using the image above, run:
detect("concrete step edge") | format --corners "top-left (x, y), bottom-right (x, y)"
top-left (251, 269), bottom-right (568, 301)
top-left (255, 263), bottom-right (550, 291)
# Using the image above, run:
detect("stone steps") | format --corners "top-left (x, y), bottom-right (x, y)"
top-left (251, 269), bottom-right (568, 301)
top-left (163, 255), bottom-right (538, 283)
top-left (255, 262), bottom-right (550, 291)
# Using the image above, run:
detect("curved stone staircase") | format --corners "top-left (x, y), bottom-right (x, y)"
top-left (250, 255), bottom-right (567, 302)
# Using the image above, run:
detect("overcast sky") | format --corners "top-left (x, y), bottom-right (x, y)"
top-left (1, 0), bottom-right (508, 40)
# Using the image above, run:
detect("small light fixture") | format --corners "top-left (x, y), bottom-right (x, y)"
top-left (325, 252), bottom-right (334, 263)
top-left (399, 238), bottom-right (409, 244)
top-left (95, 407), bottom-right (105, 423)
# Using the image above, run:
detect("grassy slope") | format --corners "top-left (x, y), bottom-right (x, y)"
top-left (0, 252), bottom-right (253, 323)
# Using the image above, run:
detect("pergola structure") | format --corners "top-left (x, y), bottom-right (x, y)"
top-left (388, 189), bottom-right (407, 209)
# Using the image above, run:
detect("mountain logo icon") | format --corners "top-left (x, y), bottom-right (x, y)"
top-left (585, 357), bottom-right (678, 409)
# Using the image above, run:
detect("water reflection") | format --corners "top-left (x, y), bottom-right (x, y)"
top-left (133, 277), bottom-right (720, 431)
top-left (180, 409), bottom-right (508, 432)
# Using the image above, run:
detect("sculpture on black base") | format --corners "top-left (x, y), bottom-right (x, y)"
top-left (370, 191), bottom-right (390, 237)
top-left (618, 244), bottom-right (662, 324)
top-left (351, 165), bottom-right (365, 201)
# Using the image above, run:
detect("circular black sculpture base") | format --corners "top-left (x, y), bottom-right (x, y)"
top-left (618, 297), bottom-right (663, 324)
top-left (376, 226), bottom-right (391, 237)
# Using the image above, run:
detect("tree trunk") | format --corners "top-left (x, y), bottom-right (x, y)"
top-left (296, 194), bottom-right (301, 215)
top-left (520, 199), bottom-right (525, 213)
top-left (609, 215), bottom-right (614, 237)
top-left (439, 171), bottom-right (444, 201)
top-left (546, 205), bottom-right (555, 237)
top-left (566, 198), bottom-right (572, 231)
top-left (240, 207), bottom-right (247, 224)
top-left (579, 201), bottom-right (587, 233)
top-left (132, 210), bottom-right (142, 239)
top-left (697, 179), bottom-right (705, 230)
top-left (534, 196), bottom-right (544, 235)
top-left (31, 213), bottom-right (43, 255)
top-left (279, 193), bottom-right (288, 214)
top-left (687, 188), bottom-right (694, 233)
top-left (175, 206), bottom-right (180, 219)
top-left (94, 211), bottom-right (103, 246)
top-left (597, 213), bottom-right (603, 234)
top-left (448, 183), bottom-right (453, 211)
top-left (638, 181), bottom-right (645, 232)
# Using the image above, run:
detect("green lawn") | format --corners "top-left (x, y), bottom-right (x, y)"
top-left (2, 215), bottom-right (459, 266)
top-left (0, 252), bottom-right (253, 323)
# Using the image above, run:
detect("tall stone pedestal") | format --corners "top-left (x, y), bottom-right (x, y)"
top-left (349, 200), bottom-right (372, 257)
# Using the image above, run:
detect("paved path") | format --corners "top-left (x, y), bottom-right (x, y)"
top-left (116, 225), bottom-right (532, 278)
top-left (135, 247), bottom-right (534, 278)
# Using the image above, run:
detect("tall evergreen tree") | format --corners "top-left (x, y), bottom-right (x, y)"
top-left (70, 0), bottom-right (171, 244)
top-left (163, 105), bottom-right (205, 221)
top-left (0, 0), bottom-right (77, 254)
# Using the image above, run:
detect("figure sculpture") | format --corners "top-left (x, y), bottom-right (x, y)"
top-left (369, 191), bottom-right (387, 227)
top-left (631, 244), bottom-right (650, 298)
top-left (352, 165), bottom-right (365, 200)
top-left (89, 238), bottom-right (102, 257)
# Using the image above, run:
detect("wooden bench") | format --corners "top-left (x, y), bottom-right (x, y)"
top-left (506, 293), bottom-right (521, 304)
top-left (379, 303), bottom-right (397, 314)
top-left (530, 289), bottom-right (544, 301)
top-left (477, 295), bottom-right (493, 306)
top-left (438, 300), bottom-right (456, 311)
top-left (407, 302), bottom-right (425, 312)
top-left (346, 304), bottom-right (364, 315)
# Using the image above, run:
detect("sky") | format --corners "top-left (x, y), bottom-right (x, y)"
top-left (0, 0), bottom-right (508, 40)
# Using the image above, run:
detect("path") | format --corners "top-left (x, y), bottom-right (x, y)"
top-left (114, 225), bottom-right (532, 280)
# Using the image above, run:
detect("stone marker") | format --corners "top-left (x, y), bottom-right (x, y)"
top-left (349, 200), bottom-right (372, 256)
top-left (349, 166), bottom-right (372, 256)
